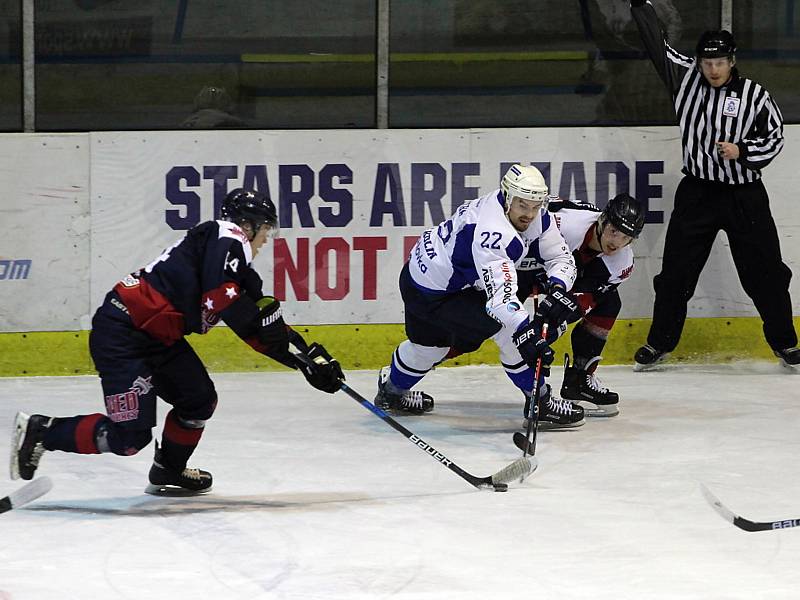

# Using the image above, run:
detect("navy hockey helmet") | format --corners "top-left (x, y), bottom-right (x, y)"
top-left (598, 193), bottom-right (645, 239)
top-left (220, 188), bottom-right (278, 239)
top-left (695, 30), bottom-right (736, 59)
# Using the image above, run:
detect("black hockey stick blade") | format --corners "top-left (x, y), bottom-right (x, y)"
top-left (0, 476), bottom-right (53, 514)
top-left (700, 483), bottom-right (800, 532)
top-left (513, 431), bottom-right (533, 454)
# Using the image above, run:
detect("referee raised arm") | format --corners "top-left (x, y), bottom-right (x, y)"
top-left (629, 0), bottom-right (799, 369)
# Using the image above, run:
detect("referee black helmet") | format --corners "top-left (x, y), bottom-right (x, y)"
top-left (696, 30), bottom-right (736, 59)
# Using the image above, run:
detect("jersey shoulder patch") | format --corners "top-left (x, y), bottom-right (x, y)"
top-left (603, 246), bottom-right (635, 282)
top-left (216, 220), bottom-right (254, 264)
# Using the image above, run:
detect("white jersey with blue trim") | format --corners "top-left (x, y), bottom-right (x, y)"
top-left (408, 189), bottom-right (576, 332)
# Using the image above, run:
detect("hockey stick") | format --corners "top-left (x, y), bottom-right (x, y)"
top-left (338, 381), bottom-right (534, 490)
top-left (292, 348), bottom-right (535, 490)
top-left (0, 477), bottom-right (53, 515)
top-left (513, 323), bottom-right (549, 464)
top-left (700, 483), bottom-right (800, 532)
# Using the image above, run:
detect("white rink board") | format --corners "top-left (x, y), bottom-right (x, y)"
top-left (1, 126), bottom-right (799, 331)
top-left (0, 134), bottom-right (90, 331)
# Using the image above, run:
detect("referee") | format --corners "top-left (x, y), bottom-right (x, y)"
top-left (630, 0), bottom-right (799, 369)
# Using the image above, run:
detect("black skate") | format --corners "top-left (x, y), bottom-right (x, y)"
top-left (145, 443), bottom-right (212, 496)
top-left (523, 385), bottom-right (585, 430)
top-left (374, 366), bottom-right (434, 415)
top-left (10, 412), bottom-right (53, 480)
top-left (633, 344), bottom-right (670, 372)
top-left (774, 347), bottom-right (800, 369)
top-left (561, 356), bottom-right (619, 417)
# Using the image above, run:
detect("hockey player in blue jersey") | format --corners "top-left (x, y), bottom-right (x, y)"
top-left (517, 194), bottom-right (646, 417)
top-left (10, 188), bottom-right (344, 495)
top-left (376, 164), bottom-right (586, 429)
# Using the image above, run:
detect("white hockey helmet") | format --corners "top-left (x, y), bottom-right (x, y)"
top-left (500, 164), bottom-right (549, 213)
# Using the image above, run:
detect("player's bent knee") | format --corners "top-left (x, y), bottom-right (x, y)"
top-left (178, 391), bottom-right (218, 423)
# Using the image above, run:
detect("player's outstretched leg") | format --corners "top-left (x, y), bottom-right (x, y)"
top-left (633, 344), bottom-right (670, 371)
top-left (10, 412), bottom-right (54, 480)
top-left (374, 366), bottom-right (434, 415)
top-left (561, 356), bottom-right (619, 417)
top-left (146, 442), bottom-right (212, 496)
top-left (524, 385), bottom-right (585, 430)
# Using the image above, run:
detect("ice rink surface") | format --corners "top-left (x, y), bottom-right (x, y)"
top-left (1, 362), bottom-right (799, 600)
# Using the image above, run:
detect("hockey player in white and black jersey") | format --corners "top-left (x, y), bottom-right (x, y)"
top-left (630, 0), bottom-right (800, 369)
top-left (375, 164), bottom-right (586, 429)
top-left (517, 194), bottom-right (645, 417)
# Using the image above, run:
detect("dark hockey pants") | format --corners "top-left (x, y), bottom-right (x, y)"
top-left (42, 293), bottom-right (218, 472)
top-left (647, 175), bottom-right (796, 353)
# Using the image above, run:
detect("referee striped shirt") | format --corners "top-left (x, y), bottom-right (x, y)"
top-left (632, 1), bottom-right (784, 185)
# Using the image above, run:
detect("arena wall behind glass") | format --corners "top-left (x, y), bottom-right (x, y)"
top-left (2, 0), bottom-right (799, 131)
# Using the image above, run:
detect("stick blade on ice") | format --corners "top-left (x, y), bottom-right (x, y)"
top-left (0, 476), bottom-right (53, 514)
top-left (492, 456), bottom-right (537, 485)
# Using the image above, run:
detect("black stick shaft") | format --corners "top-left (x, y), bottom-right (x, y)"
top-left (519, 323), bottom-right (549, 457)
top-left (289, 346), bottom-right (501, 489)
top-left (338, 382), bottom-right (493, 489)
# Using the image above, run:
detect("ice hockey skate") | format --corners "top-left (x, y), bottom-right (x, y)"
top-left (10, 412), bottom-right (53, 481)
top-left (374, 366), bottom-right (434, 415)
top-left (145, 443), bottom-right (212, 496)
top-left (774, 347), bottom-right (800, 369)
top-left (523, 384), bottom-right (585, 430)
top-left (561, 356), bottom-right (619, 417)
top-left (633, 344), bottom-right (670, 371)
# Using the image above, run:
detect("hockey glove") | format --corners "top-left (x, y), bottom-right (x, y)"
top-left (534, 289), bottom-right (582, 330)
top-left (512, 322), bottom-right (555, 370)
top-left (298, 343), bottom-right (345, 393)
top-left (255, 296), bottom-right (289, 353)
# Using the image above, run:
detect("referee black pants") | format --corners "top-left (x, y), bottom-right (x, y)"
top-left (647, 175), bottom-right (797, 353)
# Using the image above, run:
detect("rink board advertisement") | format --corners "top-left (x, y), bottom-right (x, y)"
top-left (89, 127), bottom-right (800, 325)
top-left (1, 126), bottom-right (799, 332)
top-left (87, 127), bottom-right (681, 325)
top-left (0, 134), bottom-right (90, 332)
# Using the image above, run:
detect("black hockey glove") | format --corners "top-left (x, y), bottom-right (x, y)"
top-left (298, 343), bottom-right (345, 394)
top-left (534, 289), bottom-right (582, 330)
top-left (512, 322), bottom-right (555, 370)
top-left (255, 296), bottom-right (289, 352)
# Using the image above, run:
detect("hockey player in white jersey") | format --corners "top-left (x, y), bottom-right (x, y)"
top-left (517, 193), bottom-right (645, 417)
top-left (375, 164), bottom-right (585, 429)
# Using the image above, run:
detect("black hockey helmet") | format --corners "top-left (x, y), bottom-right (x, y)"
top-left (696, 30), bottom-right (736, 59)
top-left (220, 188), bottom-right (278, 239)
top-left (599, 193), bottom-right (645, 239)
